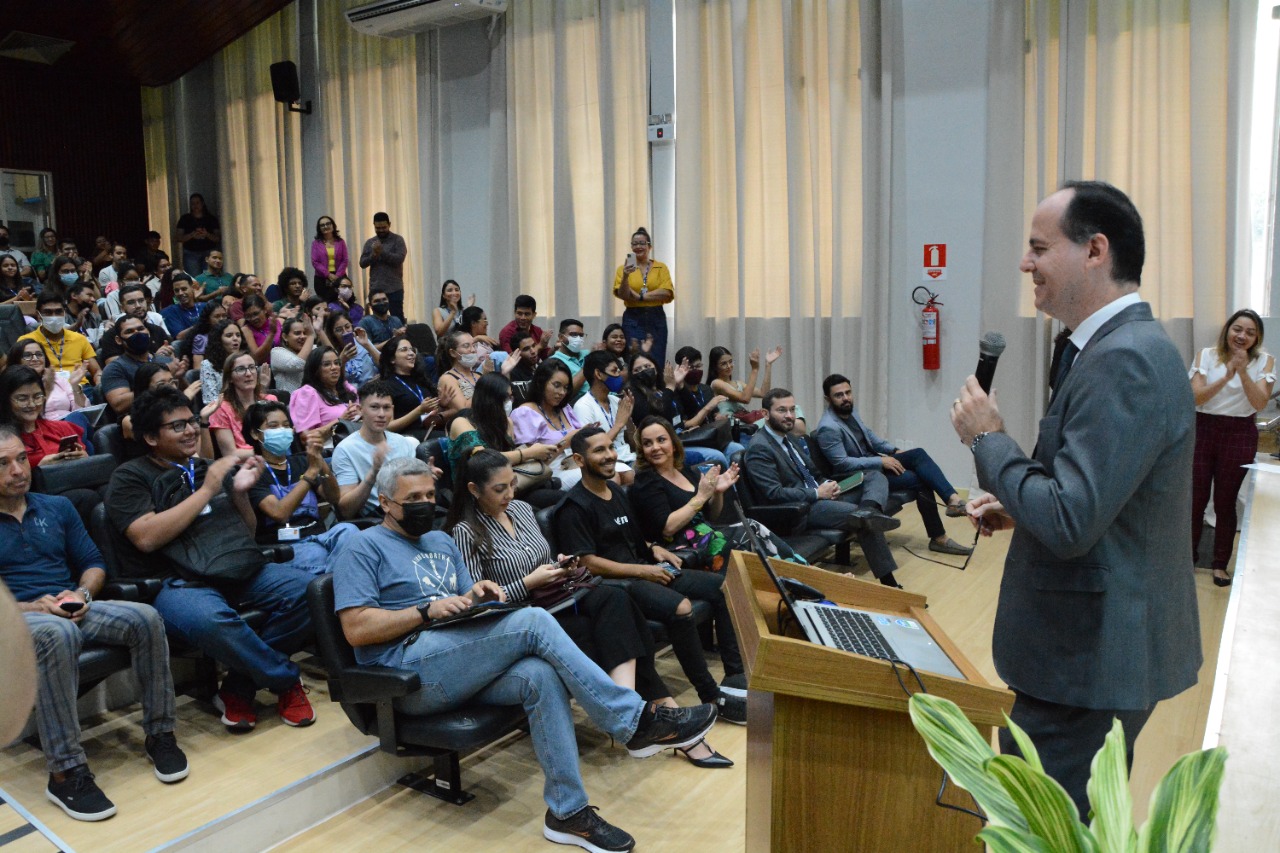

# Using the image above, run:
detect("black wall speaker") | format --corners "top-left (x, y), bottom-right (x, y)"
top-left (270, 61), bottom-right (301, 104)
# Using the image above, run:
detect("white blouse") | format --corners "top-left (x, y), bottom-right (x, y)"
top-left (1189, 347), bottom-right (1275, 417)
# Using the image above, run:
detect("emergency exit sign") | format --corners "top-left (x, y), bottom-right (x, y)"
top-left (923, 244), bottom-right (947, 280)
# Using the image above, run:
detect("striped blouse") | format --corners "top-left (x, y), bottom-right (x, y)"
top-left (450, 500), bottom-right (552, 602)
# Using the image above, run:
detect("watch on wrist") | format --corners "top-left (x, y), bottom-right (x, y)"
top-left (969, 431), bottom-right (997, 453)
top-left (77, 587), bottom-right (92, 604)
top-left (417, 603), bottom-right (433, 625)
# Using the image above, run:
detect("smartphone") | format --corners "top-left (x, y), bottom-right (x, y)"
top-left (59, 435), bottom-right (80, 454)
top-left (60, 600), bottom-right (83, 614)
top-left (625, 252), bottom-right (636, 268)
top-left (658, 561), bottom-right (682, 578)
top-left (556, 554), bottom-right (578, 569)
top-left (341, 331), bottom-right (356, 349)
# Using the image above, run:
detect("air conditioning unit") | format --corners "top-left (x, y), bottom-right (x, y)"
top-left (345, 0), bottom-right (507, 37)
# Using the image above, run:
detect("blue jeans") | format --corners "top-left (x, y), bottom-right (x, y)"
top-left (396, 607), bottom-right (644, 819)
top-left (622, 306), bottom-right (668, 366)
top-left (152, 562), bottom-right (314, 696)
top-left (276, 523), bottom-right (357, 576)
top-left (886, 448), bottom-right (957, 539)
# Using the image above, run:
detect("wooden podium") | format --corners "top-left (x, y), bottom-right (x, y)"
top-left (724, 551), bottom-right (1013, 853)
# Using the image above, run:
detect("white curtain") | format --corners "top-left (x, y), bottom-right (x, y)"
top-left (505, 0), bottom-right (650, 326)
top-left (318, 0), bottom-right (425, 312)
top-left (141, 86), bottom-right (181, 263)
top-left (672, 0), bottom-right (874, 420)
top-left (213, 5), bottom-right (306, 279)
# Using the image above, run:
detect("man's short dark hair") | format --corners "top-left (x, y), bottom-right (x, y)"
top-left (822, 373), bottom-right (851, 398)
top-left (1059, 180), bottom-right (1145, 285)
top-left (146, 230), bottom-right (162, 240)
top-left (762, 387), bottom-right (793, 410)
top-left (674, 346), bottom-right (701, 366)
top-left (582, 350), bottom-right (615, 386)
top-left (115, 315), bottom-right (147, 339)
top-left (514, 294), bottom-right (537, 312)
top-left (119, 283), bottom-right (147, 303)
top-left (0, 423), bottom-right (21, 447)
top-left (512, 330), bottom-right (536, 350)
top-left (131, 388), bottom-right (194, 439)
top-left (36, 293), bottom-right (66, 312)
top-left (357, 379), bottom-right (397, 402)
top-left (570, 425), bottom-right (607, 457)
top-left (69, 281), bottom-right (95, 300)
top-left (373, 212), bottom-right (390, 224)
top-left (558, 318), bottom-right (583, 335)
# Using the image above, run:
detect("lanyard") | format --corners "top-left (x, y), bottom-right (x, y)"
top-left (40, 330), bottom-right (66, 368)
top-left (395, 376), bottom-right (424, 404)
top-left (170, 459), bottom-right (198, 494)
top-left (265, 461), bottom-right (294, 489)
top-left (589, 395), bottom-right (614, 430)
top-left (539, 405), bottom-right (569, 437)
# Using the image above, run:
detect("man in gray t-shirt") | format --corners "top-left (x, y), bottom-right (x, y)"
top-left (357, 212), bottom-right (407, 320)
top-left (331, 380), bottom-right (419, 517)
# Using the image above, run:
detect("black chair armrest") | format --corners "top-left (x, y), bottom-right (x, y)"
top-left (746, 503), bottom-right (809, 534)
top-left (262, 545), bottom-right (295, 563)
top-left (99, 578), bottom-right (164, 602)
top-left (337, 665), bottom-right (421, 704)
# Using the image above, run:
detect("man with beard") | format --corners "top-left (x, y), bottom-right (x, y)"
top-left (745, 388), bottom-right (904, 587)
top-left (816, 374), bottom-right (972, 556)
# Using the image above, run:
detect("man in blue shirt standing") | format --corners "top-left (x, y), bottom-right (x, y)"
top-left (0, 425), bottom-right (187, 822)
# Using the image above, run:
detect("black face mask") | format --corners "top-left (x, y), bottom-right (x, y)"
top-left (633, 369), bottom-right (657, 387)
top-left (685, 369), bottom-right (704, 386)
top-left (373, 302), bottom-right (390, 315)
top-left (124, 332), bottom-right (151, 354)
top-left (396, 501), bottom-right (435, 537)
top-left (0, 236), bottom-right (9, 248)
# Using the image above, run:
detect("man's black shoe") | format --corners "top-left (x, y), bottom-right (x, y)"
top-left (46, 765), bottom-right (117, 821)
top-left (145, 732), bottom-right (190, 783)
top-left (543, 805), bottom-right (636, 852)
top-left (850, 506), bottom-right (901, 533)
top-left (626, 702), bottom-right (717, 758)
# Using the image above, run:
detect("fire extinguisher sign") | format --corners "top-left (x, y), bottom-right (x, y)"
top-left (923, 243), bottom-right (947, 280)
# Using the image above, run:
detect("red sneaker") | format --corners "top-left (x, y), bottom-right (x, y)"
top-left (213, 690), bottom-right (257, 732)
top-left (277, 682), bottom-right (316, 727)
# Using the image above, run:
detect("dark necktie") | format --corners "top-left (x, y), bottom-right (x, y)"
top-left (783, 437), bottom-right (819, 489)
top-left (1052, 340), bottom-right (1079, 400)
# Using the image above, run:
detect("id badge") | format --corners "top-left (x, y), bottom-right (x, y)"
top-left (277, 525), bottom-right (301, 542)
top-left (199, 503), bottom-right (212, 515)
top-left (55, 370), bottom-right (71, 382)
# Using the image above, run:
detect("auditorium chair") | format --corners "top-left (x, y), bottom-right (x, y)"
top-left (730, 451), bottom-right (853, 566)
top-left (803, 434), bottom-right (915, 517)
top-left (306, 574), bottom-right (525, 804)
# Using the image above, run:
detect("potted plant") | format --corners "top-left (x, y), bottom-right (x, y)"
top-left (908, 693), bottom-right (1226, 852)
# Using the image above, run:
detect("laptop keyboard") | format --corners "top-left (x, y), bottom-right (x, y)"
top-left (810, 608), bottom-right (896, 660)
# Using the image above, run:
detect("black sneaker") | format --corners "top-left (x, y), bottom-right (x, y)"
top-left (145, 732), bottom-right (190, 783)
top-left (717, 690), bottom-right (748, 725)
top-left (46, 765), bottom-right (117, 821)
top-left (626, 702), bottom-right (717, 758)
top-left (543, 805), bottom-right (635, 852)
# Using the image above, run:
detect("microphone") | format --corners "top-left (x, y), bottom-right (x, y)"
top-left (975, 332), bottom-right (1006, 393)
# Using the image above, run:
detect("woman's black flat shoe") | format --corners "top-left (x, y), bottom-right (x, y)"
top-left (675, 740), bottom-right (734, 769)
top-left (1213, 572), bottom-right (1233, 587)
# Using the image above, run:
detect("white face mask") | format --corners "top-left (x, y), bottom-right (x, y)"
top-left (41, 316), bottom-right (66, 335)
top-left (503, 400), bottom-right (513, 416)
top-left (566, 334), bottom-right (586, 354)
top-left (459, 352), bottom-right (481, 369)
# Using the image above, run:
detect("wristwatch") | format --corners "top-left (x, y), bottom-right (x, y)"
top-left (416, 603), bottom-right (433, 626)
top-left (77, 587), bottom-right (93, 604)
top-left (969, 431), bottom-right (999, 454)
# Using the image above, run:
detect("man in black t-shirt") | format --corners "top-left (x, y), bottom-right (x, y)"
top-left (98, 284), bottom-right (172, 365)
top-left (104, 389), bottom-right (318, 733)
top-left (557, 428), bottom-right (746, 723)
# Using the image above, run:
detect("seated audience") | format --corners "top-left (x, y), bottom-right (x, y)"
top-left (512, 360), bottom-right (593, 490)
top-left (332, 380), bottom-right (421, 518)
top-left (432, 279), bottom-right (469, 337)
top-left (20, 293), bottom-right (101, 386)
top-left (188, 301), bottom-right (229, 369)
top-left (105, 388), bottom-right (317, 732)
top-left (289, 346), bottom-right (359, 436)
top-left (225, 273), bottom-right (264, 321)
top-left (358, 289), bottom-right (406, 348)
top-left (558, 428), bottom-right (747, 724)
top-left (448, 449), bottom-right (732, 768)
top-left (627, 352), bottom-right (732, 470)
top-left (119, 363), bottom-right (203, 453)
top-left (435, 330), bottom-right (483, 423)
top-left (98, 285), bottom-right (172, 364)
top-left (378, 336), bottom-right (440, 435)
top-left (160, 273), bottom-right (202, 337)
top-left (549, 318), bottom-right (588, 395)
top-left (194, 249), bottom-right (233, 302)
top-left (302, 297), bottom-right (330, 344)
top-left (326, 310), bottom-right (377, 386)
top-left (239, 295), bottom-right (281, 365)
top-left (101, 317), bottom-right (169, 417)
top-left (200, 320), bottom-right (248, 406)
top-left (327, 275), bottom-right (363, 325)
top-left (96, 243), bottom-right (132, 291)
top-left (30, 227), bottom-right (59, 282)
top-left (271, 267), bottom-right (309, 316)
top-left (42, 254), bottom-right (82, 303)
top-left (0, 426), bottom-right (187, 822)
top-left (745, 388), bottom-right (904, 586)
top-left (0, 253), bottom-right (36, 303)
top-left (460, 305), bottom-right (500, 363)
top-left (601, 323), bottom-right (635, 363)
top-left (270, 316), bottom-right (315, 394)
top-left (670, 346), bottom-right (745, 459)
top-left (572, 351), bottom-right (636, 485)
top-left (707, 344), bottom-right (782, 421)
top-left (65, 281), bottom-right (105, 340)
top-left (816, 373), bottom-right (972, 556)
top-left (332, 456), bottom-right (718, 850)
top-left (202, 352), bottom-right (277, 454)
top-left (7, 340), bottom-right (87, 420)
top-left (507, 328), bottom-right (544, 387)
top-left (498, 293), bottom-right (547, 354)
top-left (0, 366), bottom-right (89, 467)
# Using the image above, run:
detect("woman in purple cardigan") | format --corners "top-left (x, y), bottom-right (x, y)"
top-left (310, 215), bottom-right (349, 302)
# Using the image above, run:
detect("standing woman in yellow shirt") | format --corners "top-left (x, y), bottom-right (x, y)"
top-left (612, 227), bottom-right (673, 365)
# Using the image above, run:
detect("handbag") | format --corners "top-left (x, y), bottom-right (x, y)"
top-left (678, 417), bottom-right (732, 452)
top-left (152, 466), bottom-right (268, 584)
top-left (512, 455), bottom-right (554, 493)
top-left (530, 565), bottom-right (600, 611)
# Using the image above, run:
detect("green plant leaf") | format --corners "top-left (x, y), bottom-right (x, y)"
top-left (908, 694), bottom-right (1029, 831)
top-left (978, 825), bottom-right (1058, 853)
top-left (1137, 746), bottom-right (1226, 853)
top-left (987, 754), bottom-right (1096, 853)
top-left (1004, 710), bottom-right (1045, 774)
top-left (1088, 718), bottom-right (1136, 853)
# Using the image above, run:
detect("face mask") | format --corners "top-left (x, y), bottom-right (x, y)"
top-left (262, 428), bottom-right (295, 457)
top-left (503, 400), bottom-right (513, 416)
top-left (41, 316), bottom-right (65, 335)
top-left (124, 332), bottom-right (151, 354)
top-left (459, 352), bottom-right (481, 369)
top-left (373, 302), bottom-right (390, 315)
top-left (396, 501), bottom-right (436, 537)
top-left (338, 287), bottom-right (353, 300)
top-left (634, 368), bottom-right (657, 387)
top-left (604, 374), bottom-right (625, 394)
top-left (565, 334), bottom-right (585, 354)
top-left (685, 369), bottom-right (704, 386)
top-left (59, 272), bottom-right (79, 286)
top-left (0, 236), bottom-right (9, 248)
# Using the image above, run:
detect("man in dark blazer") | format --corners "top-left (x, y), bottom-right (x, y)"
top-left (745, 388), bottom-right (903, 587)
top-left (950, 181), bottom-right (1201, 815)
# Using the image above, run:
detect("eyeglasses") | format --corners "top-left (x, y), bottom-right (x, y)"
top-left (231, 365), bottom-right (257, 376)
top-left (20, 351), bottom-right (44, 362)
top-left (161, 416), bottom-right (202, 435)
top-left (13, 392), bottom-right (46, 406)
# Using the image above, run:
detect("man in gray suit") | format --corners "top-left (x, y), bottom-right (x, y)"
top-left (745, 389), bottom-right (904, 587)
top-left (951, 181), bottom-right (1201, 816)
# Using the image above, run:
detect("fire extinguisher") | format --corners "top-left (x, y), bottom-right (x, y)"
top-left (913, 286), bottom-right (942, 371)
